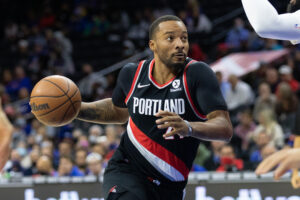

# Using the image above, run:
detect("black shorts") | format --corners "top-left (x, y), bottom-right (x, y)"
top-left (102, 148), bottom-right (185, 200)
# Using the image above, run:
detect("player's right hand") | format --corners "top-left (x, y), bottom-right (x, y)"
top-left (0, 98), bottom-right (13, 171)
top-left (255, 148), bottom-right (300, 180)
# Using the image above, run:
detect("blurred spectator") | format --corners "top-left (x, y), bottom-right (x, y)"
top-left (234, 109), bottom-right (256, 151)
top-left (226, 74), bottom-right (254, 111)
top-left (215, 71), bottom-right (231, 99)
top-left (7, 149), bottom-right (23, 174)
top-left (249, 109), bottom-right (284, 148)
top-left (278, 65), bottom-right (299, 92)
top-left (265, 68), bottom-right (280, 93)
top-left (203, 141), bottom-right (226, 171)
top-left (58, 141), bottom-right (72, 159)
top-left (36, 156), bottom-right (56, 176)
top-left (226, 18), bottom-right (250, 51)
top-left (23, 149), bottom-right (40, 176)
top-left (249, 131), bottom-right (271, 165)
top-left (253, 82), bottom-right (277, 121)
top-left (75, 149), bottom-right (88, 174)
top-left (86, 152), bottom-right (103, 176)
top-left (88, 125), bottom-right (104, 144)
top-left (216, 145), bottom-right (244, 172)
top-left (78, 64), bottom-right (107, 100)
top-left (58, 156), bottom-right (84, 177)
top-left (264, 39), bottom-right (283, 50)
top-left (275, 82), bottom-right (298, 135)
top-left (260, 144), bottom-right (277, 160)
top-left (186, 7), bottom-right (212, 33)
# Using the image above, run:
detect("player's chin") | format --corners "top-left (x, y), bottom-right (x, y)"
top-left (172, 56), bottom-right (186, 63)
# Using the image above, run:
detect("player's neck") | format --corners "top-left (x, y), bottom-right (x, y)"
top-left (152, 59), bottom-right (176, 85)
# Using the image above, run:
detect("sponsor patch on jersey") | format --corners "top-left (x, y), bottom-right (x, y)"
top-left (170, 79), bottom-right (182, 92)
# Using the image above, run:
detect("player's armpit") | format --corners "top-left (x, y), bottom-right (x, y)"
top-left (190, 110), bottom-right (233, 142)
top-left (76, 98), bottom-right (129, 124)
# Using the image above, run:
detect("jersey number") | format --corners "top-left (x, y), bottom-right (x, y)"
top-left (164, 127), bottom-right (184, 140)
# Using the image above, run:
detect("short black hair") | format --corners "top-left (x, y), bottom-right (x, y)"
top-left (149, 15), bottom-right (183, 40)
top-left (287, 0), bottom-right (300, 12)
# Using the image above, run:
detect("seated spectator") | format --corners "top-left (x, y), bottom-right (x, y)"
top-left (275, 82), bottom-right (298, 135)
top-left (88, 125), bottom-right (104, 144)
top-left (260, 144), bottom-right (277, 160)
top-left (86, 152), bottom-right (103, 176)
top-left (249, 109), bottom-right (284, 148)
top-left (23, 149), bottom-right (40, 176)
top-left (226, 74), bottom-right (254, 111)
top-left (58, 156), bottom-right (84, 177)
top-left (234, 109), bottom-right (256, 151)
top-left (216, 145), bottom-right (244, 172)
top-left (278, 65), bottom-right (299, 92)
top-left (253, 82), bottom-right (276, 121)
top-left (75, 149), bottom-right (88, 174)
top-left (225, 18), bottom-right (250, 51)
top-left (36, 155), bottom-right (56, 176)
top-left (265, 68), bottom-right (280, 93)
top-left (203, 141), bottom-right (226, 171)
top-left (215, 71), bottom-right (231, 99)
top-left (249, 131), bottom-right (271, 165)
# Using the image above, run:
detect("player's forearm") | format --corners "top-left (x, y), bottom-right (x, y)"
top-left (242, 0), bottom-right (300, 40)
top-left (76, 98), bottom-right (128, 124)
top-left (0, 130), bottom-right (12, 170)
top-left (190, 111), bottom-right (232, 142)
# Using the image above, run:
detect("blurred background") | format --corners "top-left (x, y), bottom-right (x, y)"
top-left (0, 0), bottom-right (300, 199)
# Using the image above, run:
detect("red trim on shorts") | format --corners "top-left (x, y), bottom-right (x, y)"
top-left (183, 60), bottom-right (207, 119)
top-left (125, 60), bottom-right (145, 104)
top-left (129, 118), bottom-right (189, 179)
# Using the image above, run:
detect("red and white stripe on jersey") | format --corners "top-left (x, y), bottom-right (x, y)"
top-left (148, 59), bottom-right (176, 89)
top-left (125, 60), bottom-right (146, 105)
top-left (127, 118), bottom-right (189, 181)
top-left (183, 60), bottom-right (207, 120)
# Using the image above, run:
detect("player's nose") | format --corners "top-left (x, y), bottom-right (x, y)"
top-left (175, 38), bottom-right (185, 50)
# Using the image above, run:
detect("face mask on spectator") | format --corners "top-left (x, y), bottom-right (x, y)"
top-left (17, 147), bottom-right (27, 157)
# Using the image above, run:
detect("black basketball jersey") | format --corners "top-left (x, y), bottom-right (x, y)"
top-left (112, 58), bottom-right (227, 184)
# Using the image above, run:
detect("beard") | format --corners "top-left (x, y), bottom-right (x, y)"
top-left (287, 0), bottom-right (300, 12)
top-left (158, 52), bottom-right (186, 75)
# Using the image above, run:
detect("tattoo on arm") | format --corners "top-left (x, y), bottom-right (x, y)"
top-left (77, 98), bottom-right (128, 123)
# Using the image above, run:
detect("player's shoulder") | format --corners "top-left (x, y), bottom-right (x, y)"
top-left (186, 59), bottom-right (213, 75)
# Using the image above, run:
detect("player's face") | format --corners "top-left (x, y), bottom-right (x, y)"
top-left (150, 21), bottom-right (189, 73)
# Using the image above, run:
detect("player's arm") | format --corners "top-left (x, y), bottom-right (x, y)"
top-left (76, 63), bottom-right (136, 124)
top-left (156, 62), bottom-right (232, 142)
top-left (77, 98), bottom-right (129, 124)
top-left (256, 148), bottom-right (300, 180)
top-left (156, 109), bottom-right (232, 142)
top-left (241, 0), bottom-right (300, 41)
top-left (0, 98), bottom-right (13, 171)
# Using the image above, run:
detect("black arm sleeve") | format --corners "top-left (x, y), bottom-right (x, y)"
top-left (112, 63), bottom-right (138, 108)
top-left (186, 62), bottom-right (227, 115)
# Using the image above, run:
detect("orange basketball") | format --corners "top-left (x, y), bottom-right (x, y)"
top-left (29, 75), bottom-right (81, 127)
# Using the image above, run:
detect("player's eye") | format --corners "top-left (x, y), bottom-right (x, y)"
top-left (181, 36), bottom-right (187, 41)
top-left (167, 36), bottom-right (173, 41)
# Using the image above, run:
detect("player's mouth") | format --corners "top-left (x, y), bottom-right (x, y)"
top-left (173, 53), bottom-right (186, 59)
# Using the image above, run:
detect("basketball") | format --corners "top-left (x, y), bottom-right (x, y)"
top-left (29, 75), bottom-right (81, 127)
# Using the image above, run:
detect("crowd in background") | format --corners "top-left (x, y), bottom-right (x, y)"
top-left (1, 0), bottom-right (300, 177)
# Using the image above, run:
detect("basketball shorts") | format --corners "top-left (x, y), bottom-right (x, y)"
top-left (102, 148), bottom-right (186, 200)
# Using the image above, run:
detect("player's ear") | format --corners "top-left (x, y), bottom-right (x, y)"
top-left (149, 40), bottom-right (155, 51)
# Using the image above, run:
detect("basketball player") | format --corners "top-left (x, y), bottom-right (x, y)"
top-left (0, 98), bottom-right (13, 171)
top-left (241, 0), bottom-right (300, 44)
top-left (76, 15), bottom-right (233, 200)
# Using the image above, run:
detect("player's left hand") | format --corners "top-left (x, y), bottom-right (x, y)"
top-left (155, 110), bottom-right (189, 138)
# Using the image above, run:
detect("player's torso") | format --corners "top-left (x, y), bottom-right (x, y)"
top-left (122, 58), bottom-right (206, 182)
